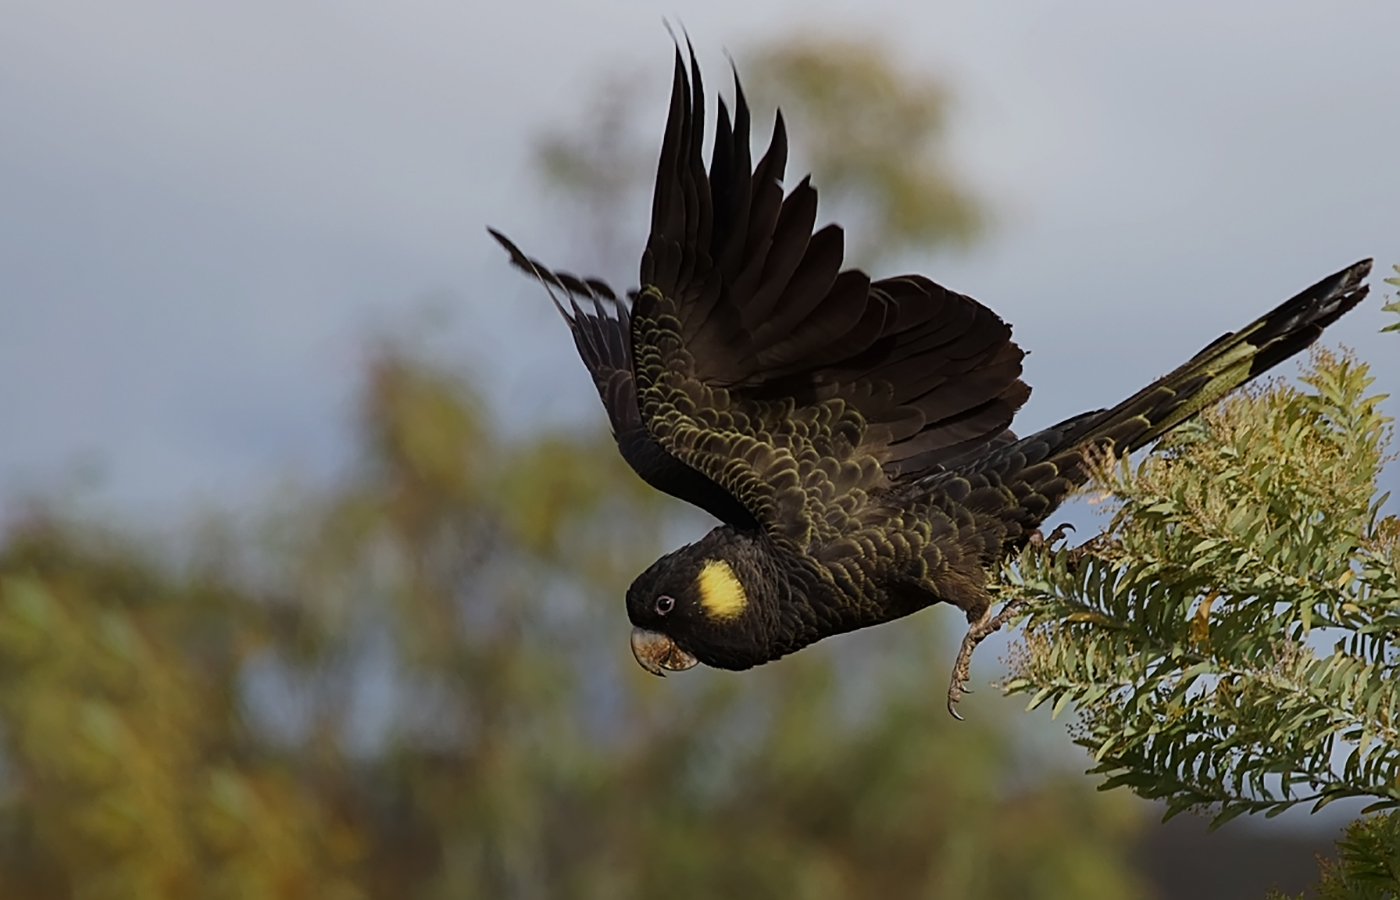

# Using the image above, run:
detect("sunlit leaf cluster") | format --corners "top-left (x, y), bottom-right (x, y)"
top-left (1000, 346), bottom-right (1399, 827)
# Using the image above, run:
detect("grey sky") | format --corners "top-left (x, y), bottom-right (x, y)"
top-left (2, 0), bottom-right (1397, 523)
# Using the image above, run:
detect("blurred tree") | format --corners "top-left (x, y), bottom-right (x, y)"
top-left (745, 34), bottom-right (984, 268)
top-left (0, 525), bottom-right (363, 900)
top-left (534, 68), bottom-right (656, 278)
top-left (0, 32), bottom-right (1155, 900)
top-left (1273, 811), bottom-right (1400, 900)
top-left (0, 345), bottom-right (1149, 898)
top-left (534, 33), bottom-right (983, 274)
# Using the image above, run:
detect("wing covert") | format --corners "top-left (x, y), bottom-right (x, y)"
top-left (490, 229), bottom-right (759, 530)
top-left (629, 50), bottom-right (1030, 545)
top-left (495, 49), bottom-right (1031, 549)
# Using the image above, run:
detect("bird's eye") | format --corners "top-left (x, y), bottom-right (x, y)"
top-left (655, 595), bottom-right (676, 616)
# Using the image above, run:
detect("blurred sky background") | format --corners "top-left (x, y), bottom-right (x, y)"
top-left (2, 0), bottom-right (1397, 524)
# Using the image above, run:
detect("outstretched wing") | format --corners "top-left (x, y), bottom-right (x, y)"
top-left (630, 51), bottom-right (1029, 544)
top-left (490, 228), bottom-right (760, 530)
top-left (495, 49), bottom-right (1029, 547)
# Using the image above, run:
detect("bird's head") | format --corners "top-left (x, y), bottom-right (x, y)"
top-left (625, 527), bottom-right (781, 675)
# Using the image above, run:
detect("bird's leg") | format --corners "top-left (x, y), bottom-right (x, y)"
top-left (1027, 521), bottom-right (1075, 549)
top-left (946, 600), bottom-right (1026, 720)
top-left (947, 521), bottom-right (1077, 719)
top-left (1063, 530), bottom-right (1112, 574)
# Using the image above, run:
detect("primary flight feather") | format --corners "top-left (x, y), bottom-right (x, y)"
top-left (491, 50), bottom-right (1371, 710)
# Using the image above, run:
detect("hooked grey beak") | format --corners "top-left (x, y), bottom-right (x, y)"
top-left (630, 627), bottom-right (699, 676)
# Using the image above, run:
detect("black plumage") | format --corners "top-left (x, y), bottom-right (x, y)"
top-left (491, 50), bottom-right (1371, 708)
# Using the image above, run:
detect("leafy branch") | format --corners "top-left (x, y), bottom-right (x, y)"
top-left (998, 342), bottom-right (1398, 824)
top-left (996, 271), bottom-right (1400, 895)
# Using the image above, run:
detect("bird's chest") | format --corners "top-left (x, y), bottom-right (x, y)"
top-left (810, 495), bottom-right (991, 623)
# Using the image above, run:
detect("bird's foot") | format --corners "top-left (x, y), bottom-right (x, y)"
top-left (1027, 521), bottom-right (1076, 549)
top-left (1063, 531), bottom-right (1113, 573)
top-left (947, 524), bottom-right (1096, 717)
top-left (946, 600), bottom-right (1028, 720)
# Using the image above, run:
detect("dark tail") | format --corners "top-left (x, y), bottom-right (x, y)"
top-left (1063, 259), bottom-right (1372, 452)
top-left (945, 260), bottom-right (1374, 543)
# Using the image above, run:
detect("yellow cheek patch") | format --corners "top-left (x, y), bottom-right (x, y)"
top-left (697, 559), bottom-right (748, 621)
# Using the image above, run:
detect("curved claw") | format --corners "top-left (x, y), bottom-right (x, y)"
top-left (946, 599), bottom-right (1030, 719)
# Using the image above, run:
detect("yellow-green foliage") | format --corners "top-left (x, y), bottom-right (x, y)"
top-left (1002, 347), bottom-right (1398, 823)
top-left (0, 551), bottom-right (361, 899)
top-left (1269, 812), bottom-right (1400, 900)
top-left (1002, 285), bottom-right (1400, 896)
top-left (1382, 265), bottom-right (1400, 333)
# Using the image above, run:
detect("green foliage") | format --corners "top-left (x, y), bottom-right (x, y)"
top-left (999, 278), bottom-right (1400, 896)
top-left (0, 531), bottom-right (363, 900)
top-left (1001, 348), bottom-right (1399, 824)
top-left (1383, 265), bottom-right (1400, 333)
top-left (1320, 812), bottom-right (1400, 897)
top-left (0, 348), bottom-right (1149, 898)
top-left (1269, 812), bottom-right (1400, 899)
